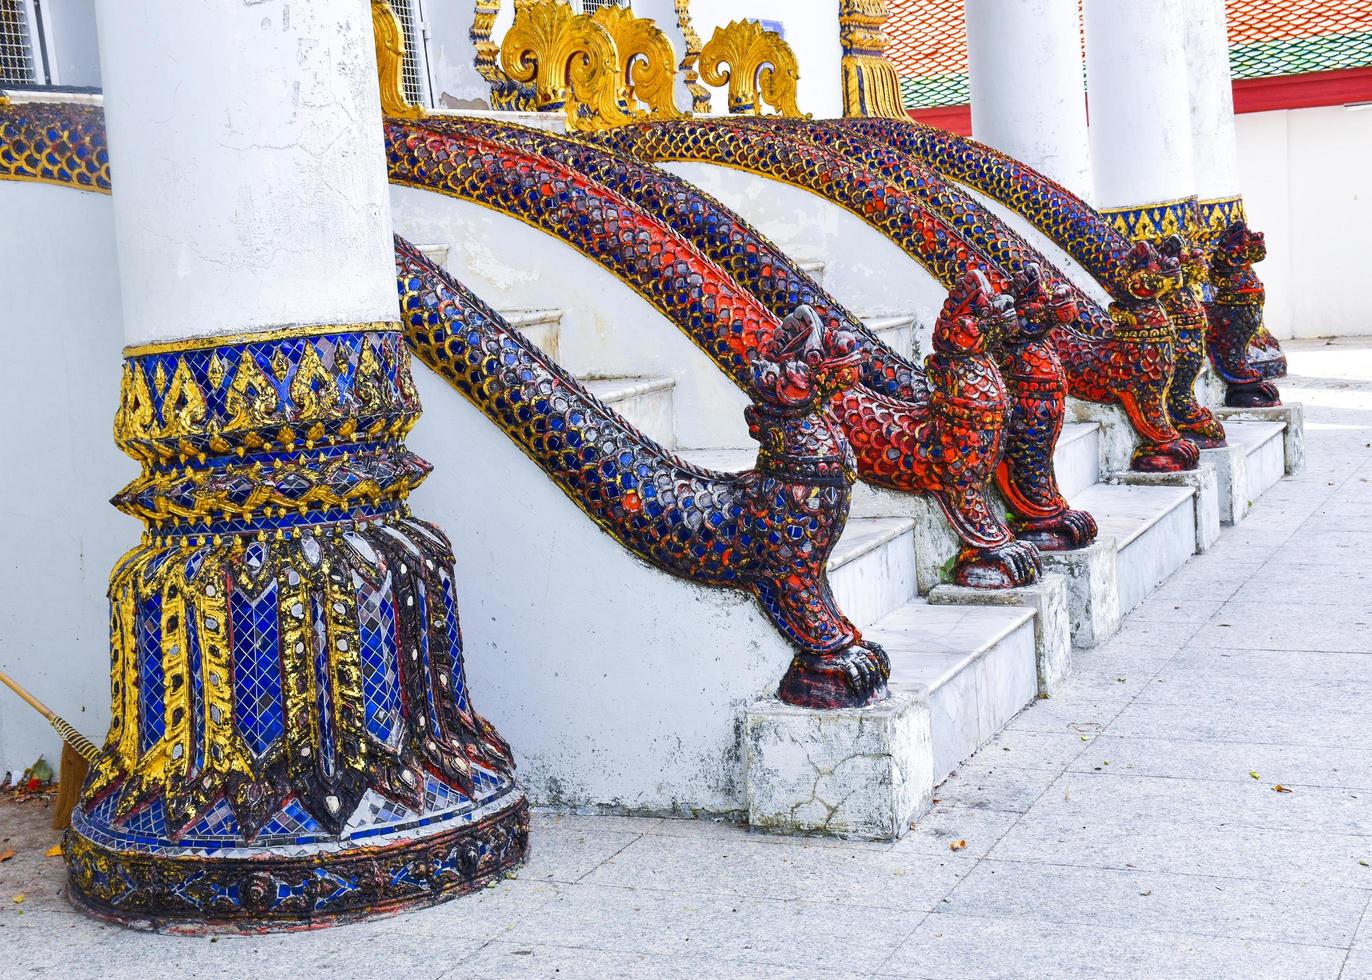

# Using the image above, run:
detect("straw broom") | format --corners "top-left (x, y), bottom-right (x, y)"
top-left (0, 670), bottom-right (99, 830)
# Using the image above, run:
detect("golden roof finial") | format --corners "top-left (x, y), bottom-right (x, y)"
top-left (839, 0), bottom-right (908, 119)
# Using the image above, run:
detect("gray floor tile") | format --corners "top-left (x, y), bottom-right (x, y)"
top-left (932, 761), bottom-right (1062, 813)
top-left (896, 804), bottom-right (1024, 862)
top-left (878, 912), bottom-right (1347, 980)
top-left (446, 940), bottom-right (870, 980)
top-left (1066, 734), bottom-right (1372, 790)
top-left (938, 858), bottom-right (1367, 947)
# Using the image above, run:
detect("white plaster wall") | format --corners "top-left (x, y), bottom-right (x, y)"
top-left (0, 184), bottom-right (132, 778)
top-left (94, 0), bottom-right (397, 343)
top-left (424, 0), bottom-right (494, 108)
top-left (40, 0), bottom-right (101, 87)
top-left (684, 0), bottom-right (842, 118)
top-left (408, 367), bottom-right (794, 815)
top-left (1235, 106), bottom-right (1372, 338)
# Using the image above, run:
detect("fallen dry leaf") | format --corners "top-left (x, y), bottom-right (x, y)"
top-left (1249, 771), bottom-right (1260, 780)
top-left (949, 839), bottom-right (968, 851)
top-left (45, 845), bottom-right (61, 858)
top-left (0, 850), bottom-right (14, 863)
top-left (11, 894), bottom-right (23, 905)
top-left (1273, 784), bottom-right (1293, 794)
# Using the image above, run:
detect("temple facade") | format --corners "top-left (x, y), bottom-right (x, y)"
top-left (0, 0), bottom-right (1351, 930)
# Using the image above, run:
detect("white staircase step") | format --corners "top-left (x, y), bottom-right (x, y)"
top-left (1053, 421), bottom-right (1103, 499)
top-left (860, 312), bottom-right (918, 361)
top-left (415, 242), bottom-right (450, 268)
top-left (797, 257), bottom-right (826, 285)
top-left (1069, 482), bottom-right (1196, 614)
top-left (498, 308), bottom-right (562, 361)
top-left (826, 517), bottom-right (917, 628)
top-left (581, 375), bottom-right (677, 448)
top-left (866, 598), bottom-right (1038, 783)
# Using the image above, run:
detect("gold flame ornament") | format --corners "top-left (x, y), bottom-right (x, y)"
top-left (499, 0), bottom-right (636, 132)
top-left (839, 0), bottom-right (908, 120)
top-left (371, 0), bottom-right (425, 119)
top-left (699, 19), bottom-right (806, 118)
top-left (592, 5), bottom-right (686, 121)
top-left (673, 0), bottom-right (713, 113)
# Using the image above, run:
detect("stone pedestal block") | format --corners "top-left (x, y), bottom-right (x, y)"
top-left (1217, 402), bottom-right (1305, 475)
top-left (1035, 539), bottom-right (1121, 648)
top-left (928, 573), bottom-right (1072, 695)
top-left (744, 694), bottom-right (933, 841)
top-left (1199, 442), bottom-right (1251, 525)
top-left (1112, 464), bottom-right (1221, 552)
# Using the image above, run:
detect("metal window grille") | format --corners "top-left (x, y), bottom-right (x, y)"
top-left (0, 0), bottom-right (36, 84)
top-left (580, 0), bottom-right (631, 13)
top-left (390, 0), bottom-right (430, 107)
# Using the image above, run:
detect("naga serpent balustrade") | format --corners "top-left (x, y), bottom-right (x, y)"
top-left (422, 116), bottom-right (1091, 551)
top-left (395, 237), bottom-right (891, 709)
top-left (842, 118), bottom-right (1282, 416)
top-left (385, 117), bottom-right (1039, 588)
top-left (592, 116), bottom-right (1198, 474)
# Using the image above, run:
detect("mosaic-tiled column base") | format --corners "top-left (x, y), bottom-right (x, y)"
top-left (65, 323), bottom-right (528, 932)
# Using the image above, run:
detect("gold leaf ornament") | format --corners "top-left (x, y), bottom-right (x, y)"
top-left (699, 19), bottom-right (806, 118)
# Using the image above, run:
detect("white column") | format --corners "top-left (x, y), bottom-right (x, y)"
top-left (1083, 0), bottom-right (1195, 211)
top-left (1186, 0), bottom-right (1241, 203)
top-left (966, 0), bottom-right (1091, 200)
top-left (94, 0), bottom-right (397, 345)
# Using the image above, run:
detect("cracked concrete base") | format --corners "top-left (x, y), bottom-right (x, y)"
top-left (1217, 402), bottom-right (1305, 475)
top-left (1037, 538), bottom-right (1122, 649)
top-left (926, 572), bottom-right (1071, 696)
top-left (1113, 463), bottom-right (1222, 551)
top-left (744, 693), bottom-right (933, 841)
top-left (1200, 442), bottom-right (1252, 526)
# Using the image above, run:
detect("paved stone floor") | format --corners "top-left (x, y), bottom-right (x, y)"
top-left (2, 339), bottom-right (1371, 979)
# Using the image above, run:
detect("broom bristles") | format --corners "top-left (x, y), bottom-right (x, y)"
top-left (51, 742), bottom-right (87, 831)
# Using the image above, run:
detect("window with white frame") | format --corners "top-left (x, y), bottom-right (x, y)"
top-left (579, 0), bottom-right (632, 12)
top-left (390, 0), bottom-right (432, 108)
top-left (0, 0), bottom-right (38, 84)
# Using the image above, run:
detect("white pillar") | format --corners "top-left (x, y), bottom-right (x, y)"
top-left (966, 0), bottom-right (1091, 200)
top-left (1084, 0), bottom-right (1195, 216)
top-left (1186, 0), bottom-right (1240, 204)
top-left (94, 0), bottom-right (397, 345)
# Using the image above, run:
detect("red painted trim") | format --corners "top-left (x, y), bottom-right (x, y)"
top-left (902, 66), bottom-right (1372, 137)
top-left (907, 104), bottom-right (971, 135)
top-left (1232, 66), bottom-right (1372, 113)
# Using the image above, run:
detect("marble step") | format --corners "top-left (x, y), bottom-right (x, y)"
top-left (860, 312), bottom-right (918, 362)
top-left (1054, 422), bottom-right (1103, 499)
top-left (1069, 482), bottom-right (1197, 615)
top-left (1200, 419), bottom-right (1287, 525)
top-left (797, 257), bottom-right (826, 286)
top-left (580, 375), bottom-right (677, 449)
top-left (499, 308), bottom-right (563, 361)
top-left (865, 598), bottom-right (1038, 784)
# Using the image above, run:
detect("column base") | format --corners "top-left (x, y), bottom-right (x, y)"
top-left (928, 573), bottom-right (1071, 695)
top-left (1035, 540), bottom-right (1122, 649)
top-left (65, 785), bottom-right (529, 934)
top-left (744, 694), bottom-right (932, 841)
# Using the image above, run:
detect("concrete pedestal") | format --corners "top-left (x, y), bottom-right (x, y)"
top-left (1217, 403), bottom-right (1305, 475)
top-left (1035, 540), bottom-right (1121, 649)
top-left (928, 572), bottom-right (1072, 695)
top-left (744, 694), bottom-right (934, 841)
top-left (1067, 399), bottom-right (1138, 476)
top-left (1112, 464), bottom-right (1221, 552)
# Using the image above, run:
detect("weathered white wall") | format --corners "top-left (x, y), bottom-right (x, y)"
top-left (424, 0), bottom-right (493, 108)
top-left (1235, 105), bottom-right (1372, 338)
top-left (94, 0), bottom-right (397, 343)
top-left (41, 0), bottom-right (101, 87)
top-left (0, 183), bottom-right (131, 778)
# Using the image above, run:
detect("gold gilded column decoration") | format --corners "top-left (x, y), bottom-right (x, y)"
top-left (673, 0), bottom-right (713, 113)
top-left (699, 19), bottom-right (806, 118)
top-left (499, 0), bottom-right (636, 131)
top-left (471, 0), bottom-right (538, 110)
top-left (839, 0), bottom-right (908, 119)
top-left (593, 4), bottom-right (686, 120)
